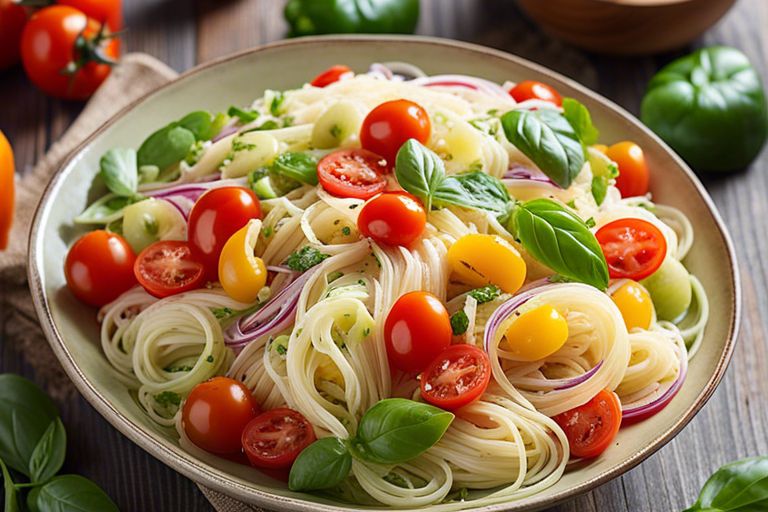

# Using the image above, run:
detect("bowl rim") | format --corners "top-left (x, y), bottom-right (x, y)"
top-left (27, 34), bottom-right (742, 512)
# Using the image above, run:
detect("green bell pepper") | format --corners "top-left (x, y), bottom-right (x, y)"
top-left (640, 46), bottom-right (767, 173)
top-left (284, 0), bottom-right (419, 37)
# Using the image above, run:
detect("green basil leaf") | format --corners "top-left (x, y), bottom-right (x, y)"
top-left (27, 475), bottom-right (118, 512)
top-left (272, 152), bottom-right (319, 185)
top-left (1, 457), bottom-right (19, 512)
top-left (562, 98), bottom-right (599, 146)
top-left (178, 111), bottom-right (215, 141)
top-left (395, 139), bottom-right (445, 211)
top-left (0, 375), bottom-right (59, 477)
top-left (99, 148), bottom-right (138, 197)
top-left (450, 310), bottom-right (469, 335)
top-left (28, 418), bottom-right (66, 484)
top-left (591, 175), bottom-right (609, 206)
top-left (501, 108), bottom-right (585, 188)
top-left (137, 124), bottom-right (196, 170)
top-left (510, 198), bottom-right (609, 289)
top-left (685, 456), bottom-right (768, 512)
top-left (74, 195), bottom-right (144, 225)
top-left (353, 398), bottom-right (453, 464)
top-left (228, 106), bottom-right (259, 123)
top-left (433, 171), bottom-right (511, 215)
top-left (288, 437), bottom-right (352, 492)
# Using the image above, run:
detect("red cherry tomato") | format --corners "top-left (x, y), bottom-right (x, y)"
top-left (57, 0), bottom-right (122, 34)
top-left (384, 291), bottom-right (452, 373)
top-left (317, 149), bottom-right (389, 199)
top-left (420, 344), bottom-right (491, 410)
top-left (241, 408), bottom-right (316, 469)
top-left (310, 64), bottom-right (352, 87)
top-left (553, 389), bottom-right (622, 459)
top-left (357, 192), bottom-right (426, 247)
top-left (187, 187), bottom-right (261, 281)
top-left (606, 141), bottom-right (650, 198)
top-left (182, 377), bottom-right (260, 455)
top-left (134, 241), bottom-right (206, 298)
top-left (64, 230), bottom-right (136, 307)
top-left (509, 80), bottom-right (562, 106)
top-left (0, 0), bottom-right (28, 70)
top-left (360, 99), bottom-right (431, 165)
top-left (21, 6), bottom-right (119, 100)
top-left (596, 218), bottom-right (667, 281)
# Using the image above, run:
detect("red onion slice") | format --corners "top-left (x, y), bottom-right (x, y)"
top-left (504, 165), bottom-right (560, 187)
top-left (410, 74), bottom-right (511, 98)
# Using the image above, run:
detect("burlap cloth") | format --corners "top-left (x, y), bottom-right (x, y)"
top-left (0, 53), bottom-right (262, 512)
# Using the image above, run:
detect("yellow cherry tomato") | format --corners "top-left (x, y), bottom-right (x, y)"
top-left (502, 304), bottom-right (569, 362)
top-left (218, 219), bottom-right (267, 303)
top-left (447, 234), bottom-right (526, 293)
top-left (610, 280), bottom-right (653, 331)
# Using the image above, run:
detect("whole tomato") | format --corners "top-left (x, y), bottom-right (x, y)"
top-left (57, 0), bottom-right (122, 51)
top-left (21, 5), bottom-right (119, 100)
top-left (0, 0), bottom-right (28, 70)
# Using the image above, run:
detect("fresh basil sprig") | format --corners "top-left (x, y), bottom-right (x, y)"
top-left (272, 152), bottom-right (319, 185)
top-left (27, 475), bottom-right (118, 512)
top-left (562, 98), bottom-right (599, 146)
top-left (28, 418), bottom-right (66, 484)
top-left (99, 148), bottom-right (138, 198)
top-left (684, 456), bottom-right (768, 512)
top-left (288, 438), bottom-right (352, 492)
top-left (395, 139), bottom-right (446, 211)
top-left (509, 198), bottom-right (609, 289)
top-left (137, 110), bottom-right (218, 170)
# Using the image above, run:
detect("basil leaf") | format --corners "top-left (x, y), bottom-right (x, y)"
top-left (272, 152), bottom-right (319, 185)
top-left (74, 195), bottom-right (144, 225)
top-left (501, 108), bottom-right (585, 188)
top-left (353, 398), bottom-right (453, 464)
top-left (178, 111), bottom-right (215, 141)
top-left (685, 457), bottom-right (768, 512)
top-left (510, 198), bottom-right (609, 289)
top-left (0, 375), bottom-right (59, 477)
top-left (433, 171), bottom-right (511, 215)
top-left (395, 139), bottom-right (445, 211)
top-left (562, 98), bottom-right (599, 146)
top-left (27, 475), bottom-right (118, 512)
top-left (228, 106), bottom-right (259, 123)
top-left (28, 418), bottom-right (66, 484)
top-left (288, 438), bottom-right (352, 492)
top-left (450, 310), bottom-right (469, 335)
top-left (99, 148), bottom-right (138, 197)
top-left (137, 124), bottom-right (196, 170)
top-left (1, 457), bottom-right (18, 512)
top-left (591, 175), bottom-right (609, 206)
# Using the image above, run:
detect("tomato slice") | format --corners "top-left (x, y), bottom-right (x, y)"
top-left (420, 344), bottom-right (491, 410)
top-left (595, 218), bottom-right (667, 281)
top-left (241, 408), bottom-right (317, 469)
top-left (553, 389), bottom-right (622, 459)
top-left (134, 241), bottom-right (206, 298)
top-left (317, 149), bottom-right (389, 199)
top-left (310, 65), bottom-right (352, 87)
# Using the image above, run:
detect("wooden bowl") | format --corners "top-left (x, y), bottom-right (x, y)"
top-left (516, 0), bottom-right (736, 55)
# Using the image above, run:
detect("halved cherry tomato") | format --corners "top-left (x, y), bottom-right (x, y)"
top-left (21, 6), bottom-right (119, 100)
top-left (596, 218), bottom-right (667, 281)
top-left (447, 234), bottom-right (527, 294)
top-left (420, 344), bottom-right (491, 410)
top-left (0, 0), bottom-right (28, 70)
top-left (357, 192), bottom-right (426, 247)
top-left (503, 304), bottom-right (569, 361)
top-left (360, 99), bottom-right (431, 165)
top-left (317, 149), bottom-right (388, 199)
top-left (509, 80), bottom-right (562, 106)
top-left (241, 408), bottom-right (316, 469)
top-left (310, 64), bottom-right (352, 88)
top-left (134, 241), bottom-right (205, 298)
top-left (553, 389), bottom-right (622, 459)
top-left (64, 230), bottom-right (136, 307)
top-left (384, 291), bottom-right (452, 373)
top-left (182, 377), bottom-right (260, 454)
top-left (218, 220), bottom-right (267, 303)
top-left (606, 141), bottom-right (650, 198)
top-left (0, 131), bottom-right (15, 250)
top-left (188, 186), bottom-right (261, 281)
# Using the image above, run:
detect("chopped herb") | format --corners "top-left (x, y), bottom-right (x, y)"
top-left (282, 116), bottom-right (295, 127)
top-left (263, 226), bottom-right (274, 238)
top-left (228, 105), bottom-right (260, 123)
top-left (231, 137), bottom-right (257, 153)
top-left (349, 204), bottom-right (359, 209)
top-left (585, 217), bottom-right (596, 228)
top-left (211, 307), bottom-right (234, 319)
top-left (383, 472), bottom-right (410, 488)
top-left (468, 285), bottom-right (501, 304)
top-left (487, 109), bottom-right (499, 116)
top-left (607, 162), bottom-right (620, 178)
top-left (143, 214), bottom-right (159, 236)
top-left (450, 311), bottom-right (469, 335)
top-left (286, 246), bottom-right (330, 272)
top-left (206, 355), bottom-right (214, 363)
top-left (164, 365), bottom-right (193, 373)
top-left (566, 199), bottom-right (577, 209)
top-left (362, 327), bottom-right (371, 337)
top-left (269, 91), bottom-right (286, 116)
top-left (327, 271), bottom-right (344, 283)
top-left (357, 279), bottom-right (365, 286)
top-left (154, 391), bottom-right (181, 407)
top-left (330, 124), bottom-right (342, 139)
top-left (341, 226), bottom-right (351, 236)
top-left (276, 344), bottom-right (287, 356)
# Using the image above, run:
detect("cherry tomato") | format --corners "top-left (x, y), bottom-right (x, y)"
top-left (384, 291), bottom-right (452, 373)
top-left (310, 64), bottom-right (352, 87)
top-left (218, 220), bottom-right (267, 303)
top-left (357, 192), bottom-right (426, 247)
top-left (596, 218), bottom-right (667, 281)
top-left (134, 241), bottom-right (206, 298)
top-left (0, 0), bottom-right (28, 70)
top-left (509, 80), bottom-right (562, 106)
top-left (188, 187), bottom-right (261, 281)
top-left (182, 377), bottom-right (260, 454)
top-left (553, 389), bottom-right (622, 459)
top-left (241, 408), bottom-right (316, 469)
top-left (503, 304), bottom-right (569, 361)
top-left (420, 344), bottom-right (491, 410)
top-left (446, 234), bottom-right (527, 294)
top-left (610, 280), bottom-right (653, 331)
top-left (606, 141), bottom-right (650, 198)
top-left (57, 0), bottom-right (122, 35)
top-left (21, 6), bottom-right (118, 100)
top-left (317, 149), bottom-right (388, 199)
top-left (0, 131), bottom-right (15, 250)
top-left (64, 230), bottom-right (136, 307)
top-left (360, 99), bottom-right (431, 165)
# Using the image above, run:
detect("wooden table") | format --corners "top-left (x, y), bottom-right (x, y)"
top-left (1, 0), bottom-right (766, 510)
